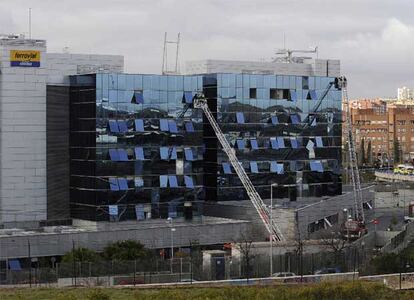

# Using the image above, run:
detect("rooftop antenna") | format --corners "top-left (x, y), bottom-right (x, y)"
top-left (28, 8), bottom-right (32, 39)
top-left (162, 32), bottom-right (181, 75)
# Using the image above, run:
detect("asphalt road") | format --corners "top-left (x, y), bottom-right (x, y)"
top-left (365, 207), bottom-right (406, 232)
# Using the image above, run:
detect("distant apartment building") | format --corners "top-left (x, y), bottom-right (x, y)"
top-left (349, 99), bottom-right (414, 163)
top-left (398, 86), bottom-right (413, 100)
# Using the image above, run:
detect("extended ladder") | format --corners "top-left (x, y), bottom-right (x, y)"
top-left (193, 95), bottom-right (284, 241)
top-left (338, 77), bottom-right (365, 222)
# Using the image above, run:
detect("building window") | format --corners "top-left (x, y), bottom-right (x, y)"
top-left (249, 88), bottom-right (257, 99)
top-left (270, 88), bottom-right (289, 100)
top-left (302, 76), bottom-right (309, 89)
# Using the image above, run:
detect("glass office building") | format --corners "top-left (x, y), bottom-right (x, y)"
top-left (69, 73), bottom-right (342, 221)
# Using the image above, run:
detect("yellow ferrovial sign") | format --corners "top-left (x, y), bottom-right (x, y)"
top-left (10, 50), bottom-right (40, 67)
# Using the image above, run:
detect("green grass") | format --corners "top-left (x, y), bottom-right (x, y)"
top-left (0, 281), bottom-right (413, 300)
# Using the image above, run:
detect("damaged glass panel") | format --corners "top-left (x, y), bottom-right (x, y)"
top-left (184, 147), bottom-right (194, 161)
top-left (185, 121), bottom-right (194, 132)
top-left (168, 120), bottom-right (178, 133)
top-left (236, 112), bottom-right (245, 124)
top-left (184, 175), bottom-right (194, 188)
top-left (118, 149), bottom-right (129, 161)
top-left (250, 161), bottom-right (259, 173)
top-left (134, 147), bottom-right (145, 160)
top-left (109, 178), bottom-right (119, 191)
top-left (108, 120), bottom-right (119, 133)
top-left (168, 175), bottom-right (178, 188)
top-left (236, 139), bottom-right (245, 150)
top-left (109, 149), bottom-right (120, 161)
top-left (222, 162), bottom-right (232, 174)
top-left (117, 178), bottom-right (129, 190)
top-left (160, 119), bottom-right (169, 132)
top-left (135, 119), bottom-right (144, 132)
top-left (250, 139), bottom-right (259, 150)
top-left (159, 175), bottom-right (168, 188)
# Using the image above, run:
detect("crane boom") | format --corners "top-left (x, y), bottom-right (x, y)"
top-left (193, 94), bottom-right (284, 241)
top-left (338, 77), bottom-right (364, 222)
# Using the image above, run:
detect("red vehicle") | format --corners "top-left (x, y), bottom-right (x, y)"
top-left (342, 220), bottom-right (367, 240)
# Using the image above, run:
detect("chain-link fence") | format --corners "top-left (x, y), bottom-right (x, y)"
top-left (0, 247), bottom-right (369, 286)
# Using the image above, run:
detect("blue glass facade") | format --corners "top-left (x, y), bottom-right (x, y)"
top-left (69, 72), bottom-right (342, 221)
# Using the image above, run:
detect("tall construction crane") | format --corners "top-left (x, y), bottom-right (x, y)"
top-left (193, 94), bottom-right (285, 241)
top-left (337, 77), bottom-right (366, 240)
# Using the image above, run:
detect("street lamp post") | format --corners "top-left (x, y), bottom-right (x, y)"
top-left (167, 217), bottom-right (175, 273)
top-left (270, 183), bottom-right (278, 277)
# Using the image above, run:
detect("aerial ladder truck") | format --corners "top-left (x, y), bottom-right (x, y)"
top-left (192, 94), bottom-right (285, 242)
top-left (338, 77), bottom-right (367, 240)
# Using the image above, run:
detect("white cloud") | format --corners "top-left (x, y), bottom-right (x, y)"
top-left (1, 0), bottom-right (413, 97)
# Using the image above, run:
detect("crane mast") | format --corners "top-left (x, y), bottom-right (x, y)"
top-left (338, 77), bottom-right (365, 222)
top-left (193, 94), bottom-right (284, 241)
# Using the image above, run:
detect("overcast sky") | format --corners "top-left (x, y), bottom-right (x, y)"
top-left (1, 0), bottom-right (414, 98)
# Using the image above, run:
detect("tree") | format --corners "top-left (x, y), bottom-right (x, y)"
top-left (317, 226), bottom-right (348, 267)
top-left (101, 240), bottom-right (154, 261)
top-left (366, 140), bottom-right (373, 166)
top-left (234, 232), bottom-right (254, 280)
top-left (62, 247), bottom-right (99, 263)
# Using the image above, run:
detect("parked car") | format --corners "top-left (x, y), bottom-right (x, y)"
top-left (314, 268), bottom-right (341, 275)
top-left (272, 272), bottom-right (296, 278)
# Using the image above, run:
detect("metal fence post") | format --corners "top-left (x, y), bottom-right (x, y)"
top-left (134, 260), bottom-right (136, 286)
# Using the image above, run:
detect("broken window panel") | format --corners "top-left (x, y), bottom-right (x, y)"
top-left (315, 136), bottom-right (324, 147)
top-left (134, 177), bottom-right (144, 187)
top-left (289, 90), bottom-right (297, 102)
top-left (169, 147), bottom-right (177, 160)
top-left (109, 149), bottom-right (120, 161)
top-left (184, 175), bottom-right (194, 188)
top-left (168, 120), bottom-right (178, 133)
top-left (270, 137), bottom-right (278, 150)
top-left (135, 119), bottom-right (144, 132)
top-left (309, 90), bottom-right (318, 100)
top-left (277, 137), bottom-right (285, 148)
top-left (118, 149), bottom-right (129, 161)
top-left (310, 160), bottom-right (324, 172)
top-left (108, 90), bottom-right (117, 102)
top-left (250, 139), bottom-right (259, 150)
top-left (168, 175), bottom-right (178, 188)
top-left (135, 147), bottom-right (145, 160)
top-left (183, 91), bottom-right (193, 104)
top-left (236, 139), bottom-right (245, 150)
top-left (271, 115), bottom-right (279, 125)
top-left (159, 175), bottom-right (168, 188)
top-left (108, 120), bottom-right (119, 133)
top-left (160, 147), bottom-right (169, 160)
top-left (290, 114), bottom-right (300, 124)
top-left (185, 121), bottom-right (195, 132)
top-left (117, 120), bottom-right (128, 133)
top-left (236, 112), bottom-right (245, 124)
top-left (290, 137), bottom-right (299, 149)
top-left (117, 178), bottom-right (129, 190)
top-left (132, 90), bottom-right (144, 104)
top-left (222, 162), bottom-right (232, 174)
top-left (109, 177), bottom-right (119, 191)
top-left (184, 147), bottom-right (194, 161)
top-left (249, 88), bottom-right (257, 99)
top-left (250, 161), bottom-right (259, 173)
top-left (270, 162), bottom-right (284, 174)
top-left (135, 204), bottom-right (145, 220)
top-left (160, 119), bottom-right (169, 132)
